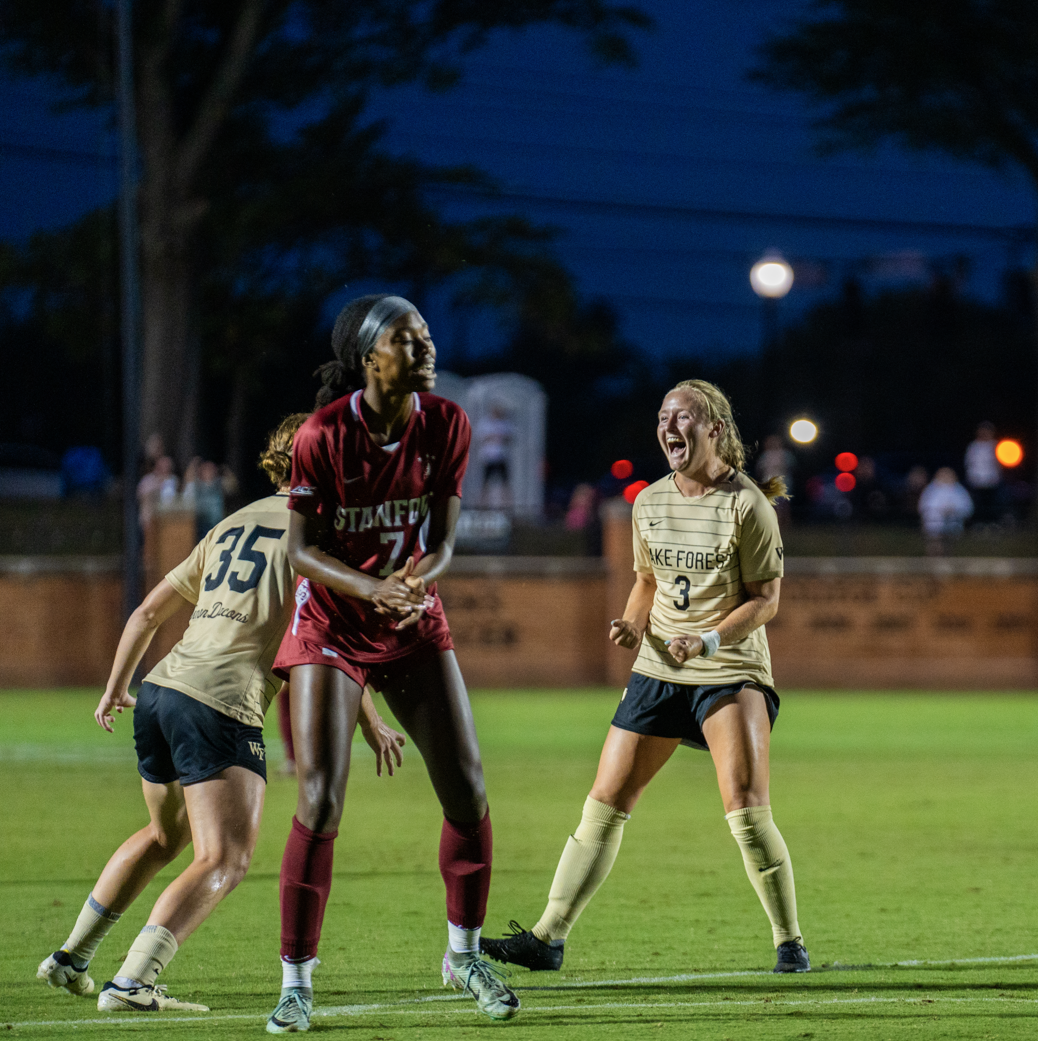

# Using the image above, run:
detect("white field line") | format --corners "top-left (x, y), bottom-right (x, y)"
top-left (6, 951), bottom-right (1038, 1031)
top-left (555, 951), bottom-right (1038, 989)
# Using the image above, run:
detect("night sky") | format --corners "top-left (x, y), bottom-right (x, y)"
top-left (1, 0), bottom-right (1034, 367)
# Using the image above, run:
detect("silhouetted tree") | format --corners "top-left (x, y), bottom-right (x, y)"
top-left (0, 0), bottom-right (649, 465)
top-left (752, 0), bottom-right (1038, 488)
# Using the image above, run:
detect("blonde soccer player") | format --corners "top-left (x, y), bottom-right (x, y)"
top-left (37, 415), bottom-right (404, 1012)
top-left (481, 379), bottom-right (809, 974)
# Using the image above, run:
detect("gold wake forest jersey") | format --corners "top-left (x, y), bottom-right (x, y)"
top-left (631, 471), bottom-right (783, 687)
top-left (145, 494), bottom-right (293, 727)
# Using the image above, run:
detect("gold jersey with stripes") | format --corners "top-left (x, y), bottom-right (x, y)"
top-left (144, 494), bottom-right (294, 727)
top-left (631, 471), bottom-right (783, 687)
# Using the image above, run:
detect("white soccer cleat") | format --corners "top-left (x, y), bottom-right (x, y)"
top-left (442, 949), bottom-right (520, 1021)
top-left (266, 988), bottom-right (313, 1033)
top-left (96, 980), bottom-right (209, 1012)
top-left (37, 951), bottom-right (95, 996)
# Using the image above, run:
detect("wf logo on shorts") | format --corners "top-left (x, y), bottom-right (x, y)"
top-left (248, 742), bottom-right (265, 760)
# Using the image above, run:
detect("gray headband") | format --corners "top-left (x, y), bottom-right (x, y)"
top-left (356, 296), bottom-right (418, 359)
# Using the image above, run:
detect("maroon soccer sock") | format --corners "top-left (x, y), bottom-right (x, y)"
top-left (277, 687), bottom-right (294, 763)
top-left (279, 816), bottom-right (337, 960)
top-left (439, 812), bottom-right (493, 928)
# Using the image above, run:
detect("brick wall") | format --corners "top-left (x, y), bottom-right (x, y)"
top-left (1, 505), bottom-right (1036, 689)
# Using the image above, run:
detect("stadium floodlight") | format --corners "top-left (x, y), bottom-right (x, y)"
top-left (995, 439), bottom-right (1024, 467)
top-left (750, 253), bottom-right (794, 299)
top-left (789, 419), bottom-right (818, 444)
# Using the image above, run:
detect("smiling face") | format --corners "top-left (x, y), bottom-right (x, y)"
top-left (364, 309), bottom-right (436, 393)
top-left (657, 388), bottom-right (724, 477)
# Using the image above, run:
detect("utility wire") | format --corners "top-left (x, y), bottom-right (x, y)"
top-left (430, 184), bottom-right (1034, 241)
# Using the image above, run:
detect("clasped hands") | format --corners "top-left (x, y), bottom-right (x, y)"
top-left (371, 556), bottom-right (434, 630)
top-left (608, 618), bottom-right (704, 664)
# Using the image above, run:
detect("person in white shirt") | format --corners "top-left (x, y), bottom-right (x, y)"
top-left (918, 467), bottom-right (973, 552)
top-left (963, 422), bottom-right (1002, 524)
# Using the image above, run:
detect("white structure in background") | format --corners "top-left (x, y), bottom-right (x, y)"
top-left (434, 372), bottom-right (546, 522)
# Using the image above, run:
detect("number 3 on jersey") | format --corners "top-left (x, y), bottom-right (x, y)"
top-left (379, 531), bottom-right (405, 576)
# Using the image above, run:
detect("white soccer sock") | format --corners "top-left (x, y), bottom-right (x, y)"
top-left (281, 956), bottom-right (318, 993)
top-left (447, 922), bottom-right (481, 956)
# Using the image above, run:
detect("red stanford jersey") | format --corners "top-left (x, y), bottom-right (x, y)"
top-left (284, 390), bottom-right (470, 662)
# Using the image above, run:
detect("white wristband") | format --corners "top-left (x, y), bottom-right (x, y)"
top-left (700, 630), bottom-right (721, 658)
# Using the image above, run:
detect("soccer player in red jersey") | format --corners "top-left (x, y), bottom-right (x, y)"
top-left (266, 294), bottom-right (519, 1031)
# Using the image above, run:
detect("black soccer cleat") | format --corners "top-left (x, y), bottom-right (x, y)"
top-left (773, 940), bottom-right (810, 973)
top-left (480, 921), bottom-right (564, 971)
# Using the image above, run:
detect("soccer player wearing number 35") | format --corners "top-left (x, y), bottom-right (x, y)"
top-left (37, 414), bottom-right (405, 1013)
top-left (482, 379), bottom-right (810, 975)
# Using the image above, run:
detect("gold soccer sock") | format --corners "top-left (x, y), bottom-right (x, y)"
top-left (532, 796), bottom-right (630, 943)
top-left (115, 925), bottom-right (179, 988)
top-left (62, 893), bottom-right (122, 967)
top-left (725, 805), bottom-right (802, 947)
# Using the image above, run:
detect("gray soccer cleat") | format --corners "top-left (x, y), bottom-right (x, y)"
top-left (96, 980), bottom-right (209, 1011)
top-left (37, 950), bottom-right (95, 996)
top-left (266, 988), bottom-right (313, 1033)
top-left (442, 949), bottom-right (520, 1021)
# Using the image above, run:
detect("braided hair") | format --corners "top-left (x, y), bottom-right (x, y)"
top-left (671, 379), bottom-right (790, 504)
top-left (315, 293), bottom-right (417, 408)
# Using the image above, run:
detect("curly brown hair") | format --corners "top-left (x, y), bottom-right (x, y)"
top-left (258, 412), bottom-right (310, 489)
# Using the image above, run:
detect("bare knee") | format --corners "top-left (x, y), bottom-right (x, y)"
top-left (297, 767), bottom-right (344, 832)
top-left (193, 844), bottom-right (254, 893)
top-left (718, 768), bottom-right (769, 813)
top-left (147, 814), bottom-right (191, 862)
top-left (441, 760), bottom-right (488, 824)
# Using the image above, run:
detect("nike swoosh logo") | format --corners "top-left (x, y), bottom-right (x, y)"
top-left (648, 520), bottom-right (662, 527)
top-left (344, 476), bottom-right (363, 484)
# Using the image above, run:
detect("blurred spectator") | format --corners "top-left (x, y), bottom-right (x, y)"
top-left (806, 473), bottom-right (852, 521)
top-left (900, 465), bottom-right (929, 522)
top-left (565, 483), bottom-right (598, 531)
top-left (564, 482), bottom-right (601, 554)
top-left (136, 455), bottom-right (178, 528)
top-left (756, 434), bottom-right (794, 527)
top-left (918, 467), bottom-right (973, 554)
top-left (61, 446), bottom-right (111, 496)
top-left (850, 456), bottom-right (889, 522)
top-left (143, 432), bottom-right (165, 472)
top-left (218, 466), bottom-right (240, 510)
top-left (964, 421), bottom-right (1002, 524)
top-left (182, 458), bottom-right (225, 537)
top-left (476, 403), bottom-right (514, 507)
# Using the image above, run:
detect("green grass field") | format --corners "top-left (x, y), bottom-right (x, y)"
top-left (2, 688), bottom-right (1038, 1039)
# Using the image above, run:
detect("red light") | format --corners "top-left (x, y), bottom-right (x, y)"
top-left (835, 472), bottom-right (856, 493)
top-left (611, 459), bottom-right (634, 479)
top-left (623, 480), bottom-right (649, 504)
top-left (835, 452), bottom-right (858, 472)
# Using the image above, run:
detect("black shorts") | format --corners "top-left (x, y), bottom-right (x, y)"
top-left (611, 672), bottom-right (780, 751)
top-left (133, 681), bottom-right (267, 786)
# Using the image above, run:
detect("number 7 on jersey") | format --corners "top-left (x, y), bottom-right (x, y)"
top-left (378, 531), bottom-right (405, 576)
